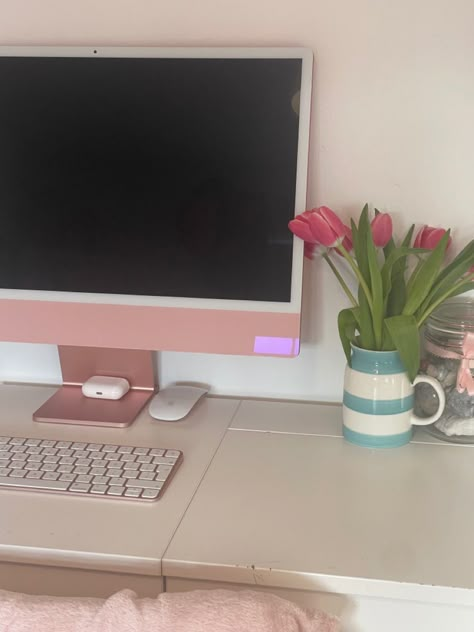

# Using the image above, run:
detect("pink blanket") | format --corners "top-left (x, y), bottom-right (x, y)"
top-left (0, 587), bottom-right (338, 632)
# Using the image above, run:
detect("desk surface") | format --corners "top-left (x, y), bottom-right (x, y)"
top-left (1, 386), bottom-right (473, 608)
top-left (164, 399), bottom-right (474, 608)
top-left (0, 384), bottom-right (237, 576)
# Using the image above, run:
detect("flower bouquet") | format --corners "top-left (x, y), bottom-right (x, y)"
top-left (289, 204), bottom-right (474, 382)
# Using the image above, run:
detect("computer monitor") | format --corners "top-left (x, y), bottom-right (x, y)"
top-left (0, 46), bottom-right (313, 426)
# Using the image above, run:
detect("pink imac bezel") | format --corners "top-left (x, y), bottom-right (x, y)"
top-left (0, 46), bottom-right (313, 425)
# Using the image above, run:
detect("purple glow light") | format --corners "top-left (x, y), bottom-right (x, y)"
top-left (254, 336), bottom-right (294, 355)
top-left (293, 338), bottom-right (300, 355)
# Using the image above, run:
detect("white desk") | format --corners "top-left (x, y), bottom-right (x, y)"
top-left (164, 399), bottom-right (474, 631)
top-left (1, 386), bottom-right (474, 631)
top-left (0, 384), bottom-right (237, 597)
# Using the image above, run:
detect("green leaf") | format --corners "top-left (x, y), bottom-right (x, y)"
top-left (366, 223), bottom-right (384, 348)
top-left (350, 206), bottom-right (376, 348)
top-left (384, 315), bottom-right (420, 382)
top-left (402, 231), bottom-right (451, 316)
top-left (386, 225), bottom-right (416, 316)
top-left (357, 288), bottom-right (375, 348)
top-left (381, 247), bottom-right (425, 295)
top-left (338, 307), bottom-right (360, 365)
top-left (416, 239), bottom-right (474, 317)
top-left (353, 204), bottom-right (371, 285)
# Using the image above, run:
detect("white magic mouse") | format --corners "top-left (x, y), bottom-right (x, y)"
top-left (148, 385), bottom-right (208, 421)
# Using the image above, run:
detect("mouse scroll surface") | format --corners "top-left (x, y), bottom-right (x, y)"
top-left (148, 385), bottom-right (208, 421)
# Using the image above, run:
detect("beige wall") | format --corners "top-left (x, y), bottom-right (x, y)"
top-left (1, 0), bottom-right (473, 400)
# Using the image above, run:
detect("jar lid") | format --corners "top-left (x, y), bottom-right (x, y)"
top-left (427, 297), bottom-right (474, 335)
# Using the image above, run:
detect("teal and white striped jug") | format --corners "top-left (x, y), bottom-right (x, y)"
top-left (343, 346), bottom-right (445, 448)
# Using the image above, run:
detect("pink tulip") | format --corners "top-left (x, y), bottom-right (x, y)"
top-left (370, 213), bottom-right (393, 248)
top-left (288, 210), bottom-right (319, 244)
top-left (414, 225), bottom-right (452, 251)
top-left (289, 206), bottom-right (346, 248)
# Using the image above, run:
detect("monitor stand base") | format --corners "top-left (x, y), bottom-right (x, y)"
top-left (33, 346), bottom-right (155, 428)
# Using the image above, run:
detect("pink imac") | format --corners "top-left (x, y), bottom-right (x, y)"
top-left (0, 46), bottom-right (313, 426)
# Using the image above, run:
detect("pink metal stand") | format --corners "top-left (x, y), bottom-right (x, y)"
top-left (33, 346), bottom-right (155, 427)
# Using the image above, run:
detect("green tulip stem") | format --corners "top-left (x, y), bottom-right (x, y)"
top-left (322, 252), bottom-right (358, 307)
top-left (337, 243), bottom-right (374, 311)
top-left (416, 273), bottom-right (474, 327)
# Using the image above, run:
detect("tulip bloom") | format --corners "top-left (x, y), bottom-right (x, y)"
top-left (370, 213), bottom-right (393, 248)
top-left (414, 225), bottom-right (451, 251)
top-left (289, 206), bottom-right (347, 248)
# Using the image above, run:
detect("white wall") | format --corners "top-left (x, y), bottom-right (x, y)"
top-left (0, 0), bottom-right (473, 401)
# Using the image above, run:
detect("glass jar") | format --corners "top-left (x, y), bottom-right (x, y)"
top-left (415, 297), bottom-right (474, 442)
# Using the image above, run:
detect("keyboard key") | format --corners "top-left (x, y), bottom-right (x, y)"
top-left (124, 487), bottom-right (142, 498)
top-left (137, 455), bottom-right (153, 464)
top-left (76, 474), bottom-right (93, 484)
top-left (40, 440), bottom-right (56, 448)
top-left (11, 445), bottom-right (27, 453)
top-left (156, 470), bottom-right (172, 482)
top-left (87, 444), bottom-right (102, 452)
top-left (142, 488), bottom-right (161, 500)
top-left (90, 467), bottom-right (107, 476)
top-left (123, 462), bottom-right (139, 470)
top-left (92, 475), bottom-right (110, 485)
top-left (44, 456), bottom-right (60, 464)
top-left (26, 447), bottom-right (42, 455)
top-left (11, 453), bottom-right (28, 461)
top-left (41, 463), bottom-right (58, 472)
top-left (123, 471), bottom-right (139, 479)
top-left (149, 449), bottom-right (164, 456)
top-left (107, 486), bottom-right (125, 496)
top-left (90, 484), bottom-right (107, 494)
top-left (152, 456), bottom-right (176, 465)
top-left (74, 450), bottom-right (90, 459)
top-left (126, 479), bottom-right (162, 489)
top-left (59, 457), bottom-right (75, 465)
top-left (117, 446), bottom-right (133, 454)
top-left (70, 482), bottom-right (91, 493)
top-left (138, 472), bottom-right (155, 481)
top-left (76, 458), bottom-right (92, 466)
top-left (24, 463), bottom-right (41, 471)
top-left (26, 471), bottom-right (43, 479)
top-left (140, 464), bottom-right (155, 472)
top-left (57, 449), bottom-right (73, 457)
top-left (0, 475), bottom-right (69, 490)
top-left (58, 465), bottom-right (74, 473)
top-left (43, 472), bottom-right (60, 481)
top-left (73, 466), bottom-right (90, 475)
top-left (25, 439), bottom-right (41, 446)
top-left (109, 477), bottom-right (126, 486)
top-left (59, 473), bottom-right (76, 482)
top-left (56, 441), bottom-right (71, 448)
top-left (107, 461), bottom-right (122, 470)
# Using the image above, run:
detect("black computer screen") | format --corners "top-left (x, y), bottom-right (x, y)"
top-left (0, 56), bottom-right (302, 302)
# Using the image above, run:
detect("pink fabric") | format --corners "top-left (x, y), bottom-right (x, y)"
top-left (0, 588), bottom-right (339, 632)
